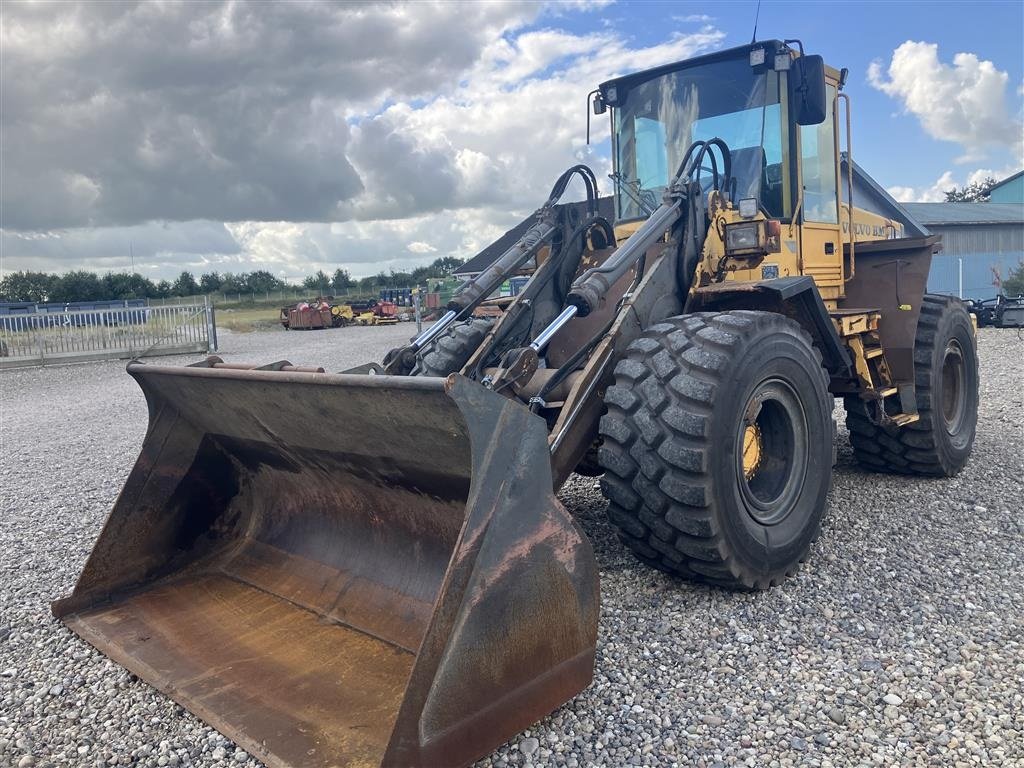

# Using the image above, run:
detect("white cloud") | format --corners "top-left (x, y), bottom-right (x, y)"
top-left (189, 22), bottom-right (726, 280)
top-left (406, 241), bottom-right (437, 254)
top-left (887, 171), bottom-right (957, 203)
top-left (1, 3), bottom-right (728, 281)
top-left (868, 41), bottom-right (1023, 163)
top-left (886, 164), bottom-right (1022, 203)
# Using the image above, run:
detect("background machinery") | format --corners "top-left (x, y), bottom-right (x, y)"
top-left (279, 298), bottom-right (333, 330)
top-left (968, 293), bottom-right (1024, 328)
top-left (55, 40), bottom-right (978, 767)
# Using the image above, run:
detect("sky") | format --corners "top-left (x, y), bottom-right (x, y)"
top-left (1, 0), bottom-right (1022, 283)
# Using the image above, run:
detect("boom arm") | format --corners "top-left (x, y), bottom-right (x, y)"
top-left (382, 165), bottom-right (599, 374)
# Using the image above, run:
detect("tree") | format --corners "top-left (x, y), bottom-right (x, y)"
top-left (331, 268), bottom-right (354, 291)
top-left (245, 270), bottom-right (283, 293)
top-left (303, 270), bottom-right (331, 292)
top-left (357, 275), bottom-right (378, 292)
top-left (102, 271), bottom-right (157, 299)
top-left (50, 271), bottom-right (105, 302)
top-left (199, 271), bottom-right (223, 293)
top-left (0, 271), bottom-right (57, 302)
top-left (388, 270), bottom-right (414, 287)
top-left (1003, 261), bottom-right (1024, 296)
top-left (154, 280), bottom-right (172, 298)
top-left (944, 177), bottom-right (998, 202)
top-left (220, 272), bottom-right (247, 292)
top-left (172, 271), bottom-right (200, 296)
top-left (428, 256), bottom-right (465, 276)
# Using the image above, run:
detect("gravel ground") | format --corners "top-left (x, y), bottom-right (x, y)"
top-left (1, 324), bottom-right (1022, 768)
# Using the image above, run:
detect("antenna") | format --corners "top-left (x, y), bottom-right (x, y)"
top-left (751, 0), bottom-right (761, 43)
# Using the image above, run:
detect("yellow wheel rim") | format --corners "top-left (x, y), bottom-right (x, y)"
top-left (742, 424), bottom-right (762, 479)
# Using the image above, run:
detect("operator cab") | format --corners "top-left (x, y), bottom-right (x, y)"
top-left (595, 39), bottom-right (839, 229)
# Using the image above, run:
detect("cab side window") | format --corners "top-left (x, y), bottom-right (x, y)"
top-left (799, 84), bottom-right (838, 224)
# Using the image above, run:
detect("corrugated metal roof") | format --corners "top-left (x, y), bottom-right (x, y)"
top-left (902, 202), bottom-right (1024, 225)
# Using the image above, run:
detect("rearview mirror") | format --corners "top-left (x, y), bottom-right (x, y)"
top-left (790, 54), bottom-right (827, 125)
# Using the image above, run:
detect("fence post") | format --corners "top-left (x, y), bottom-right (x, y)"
top-left (36, 322), bottom-right (46, 365)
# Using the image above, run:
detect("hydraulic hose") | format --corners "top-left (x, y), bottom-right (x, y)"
top-left (447, 164), bottom-right (600, 315)
top-left (564, 138), bottom-right (732, 317)
top-left (382, 163), bottom-right (600, 375)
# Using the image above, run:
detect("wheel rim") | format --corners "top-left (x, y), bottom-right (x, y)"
top-left (735, 378), bottom-right (809, 526)
top-left (940, 339), bottom-right (967, 435)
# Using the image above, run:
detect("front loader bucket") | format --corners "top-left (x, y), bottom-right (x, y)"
top-left (52, 360), bottom-right (599, 768)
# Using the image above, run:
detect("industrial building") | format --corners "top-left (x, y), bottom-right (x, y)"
top-left (990, 170), bottom-right (1024, 204)
top-left (903, 202), bottom-right (1024, 299)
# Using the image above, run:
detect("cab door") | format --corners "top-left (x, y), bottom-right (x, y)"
top-left (797, 81), bottom-right (843, 302)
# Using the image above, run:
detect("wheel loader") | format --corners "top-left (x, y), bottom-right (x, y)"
top-left (54, 40), bottom-right (978, 768)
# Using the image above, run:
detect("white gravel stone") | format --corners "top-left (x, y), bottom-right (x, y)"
top-left (518, 737), bottom-right (539, 755)
top-left (1, 325), bottom-right (1022, 768)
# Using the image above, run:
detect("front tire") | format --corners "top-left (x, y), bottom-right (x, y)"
top-left (412, 318), bottom-right (493, 377)
top-left (598, 311), bottom-right (834, 589)
top-left (845, 294), bottom-right (978, 476)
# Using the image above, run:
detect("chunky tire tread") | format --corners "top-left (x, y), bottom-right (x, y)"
top-left (598, 311), bottom-right (832, 590)
top-left (843, 295), bottom-right (978, 476)
top-left (411, 318), bottom-right (493, 377)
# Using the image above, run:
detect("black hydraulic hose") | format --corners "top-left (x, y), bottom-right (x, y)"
top-left (449, 163), bottom-right (600, 317)
top-left (546, 164), bottom-right (599, 214)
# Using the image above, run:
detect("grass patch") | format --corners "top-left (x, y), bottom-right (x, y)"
top-left (216, 307), bottom-right (283, 333)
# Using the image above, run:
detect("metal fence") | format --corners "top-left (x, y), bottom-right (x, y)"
top-left (0, 303), bottom-right (216, 369)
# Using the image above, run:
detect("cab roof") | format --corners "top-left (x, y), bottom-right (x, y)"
top-left (598, 40), bottom-right (841, 103)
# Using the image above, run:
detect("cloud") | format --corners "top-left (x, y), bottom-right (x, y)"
top-left (887, 171), bottom-right (957, 203)
top-left (0, 2), bottom-right (727, 280)
top-left (868, 41), bottom-right (1023, 163)
top-left (407, 242), bottom-right (438, 254)
top-left (0, 221), bottom-right (242, 273)
top-left (0, 1), bottom-right (540, 230)
top-left (219, 209), bottom-right (523, 281)
top-left (886, 165), bottom-right (1021, 203)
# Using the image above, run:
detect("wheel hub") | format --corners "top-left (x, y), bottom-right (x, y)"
top-left (742, 424), bottom-right (762, 479)
top-left (940, 339), bottom-right (967, 435)
top-left (736, 379), bottom-right (809, 526)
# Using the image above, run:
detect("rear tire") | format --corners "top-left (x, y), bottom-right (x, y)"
top-left (412, 318), bottom-right (494, 377)
top-left (598, 311), bottom-right (833, 589)
top-left (844, 294), bottom-right (978, 476)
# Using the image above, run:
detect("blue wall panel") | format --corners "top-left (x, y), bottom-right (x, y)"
top-left (990, 175), bottom-right (1024, 204)
top-left (927, 252), bottom-right (1020, 298)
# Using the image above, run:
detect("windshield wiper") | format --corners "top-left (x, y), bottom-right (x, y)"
top-left (609, 172), bottom-right (658, 216)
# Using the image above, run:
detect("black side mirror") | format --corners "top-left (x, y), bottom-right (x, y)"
top-left (790, 54), bottom-right (827, 125)
top-left (587, 90), bottom-right (607, 145)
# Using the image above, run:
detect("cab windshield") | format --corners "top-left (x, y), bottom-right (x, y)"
top-left (612, 55), bottom-right (789, 220)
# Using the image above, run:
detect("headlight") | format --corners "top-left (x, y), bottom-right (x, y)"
top-left (725, 222), bottom-right (760, 252)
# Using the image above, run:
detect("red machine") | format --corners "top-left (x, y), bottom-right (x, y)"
top-left (281, 299), bottom-right (333, 330)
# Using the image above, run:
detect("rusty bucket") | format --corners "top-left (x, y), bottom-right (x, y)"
top-left (53, 359), bottom-right (599, 768)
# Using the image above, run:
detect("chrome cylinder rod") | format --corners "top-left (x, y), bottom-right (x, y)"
top-left (530, 305), bottom-right (578, 353)
top-left (412, 309), bottom-right (458, 348)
